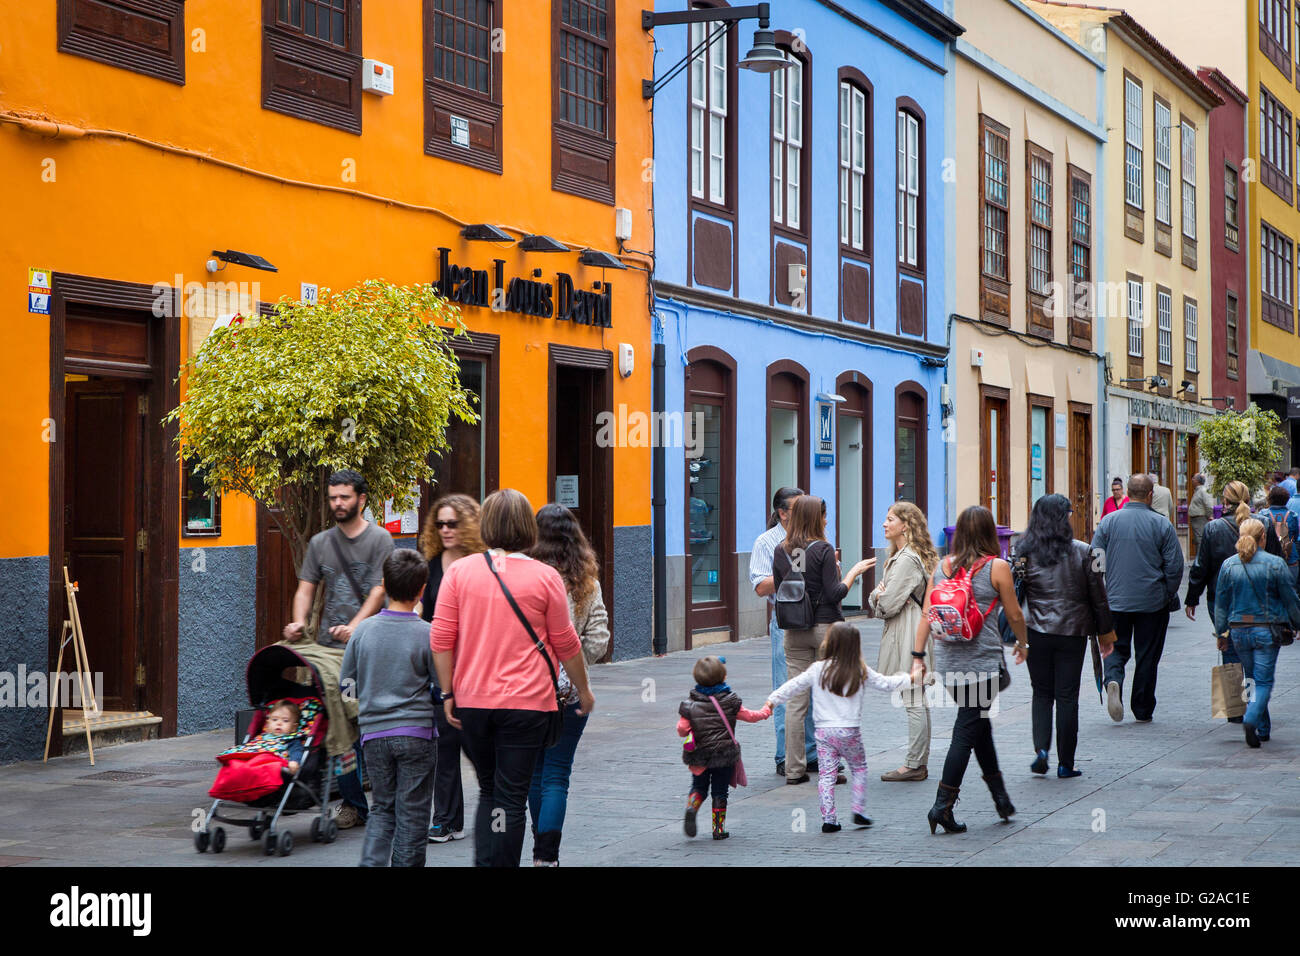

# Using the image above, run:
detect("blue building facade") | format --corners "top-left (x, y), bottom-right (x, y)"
top-left (650, 0), bottom-right (963, 651)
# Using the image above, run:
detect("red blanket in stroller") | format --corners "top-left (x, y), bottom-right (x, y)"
top-left (208, 697), bottom-right (324, 802)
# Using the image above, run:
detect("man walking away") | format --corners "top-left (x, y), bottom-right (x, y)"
top-left (1148, 473), bottom-right (1175, 525)
top-left (1091, 475), bottom-right (1183, 723)
top-left (1258, 485), bottom-right (1300, 586)
top-left (285, 469), bottom-right (395, 828)
top-left (1281, 468), bottom-right (1300, 498)
top-left (1188, 474), bottom-right (1214, 554)
top-left (749, 487), bottom-right (816, 777)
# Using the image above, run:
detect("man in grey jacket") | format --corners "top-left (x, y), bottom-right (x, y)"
top-left (1091, 474), bottom-right (1184, 723)
top-left (1149, 473), bottom-right (1175, 525)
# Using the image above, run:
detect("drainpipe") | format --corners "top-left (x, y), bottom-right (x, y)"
top-left (652, 341), bottom-right (667, 656)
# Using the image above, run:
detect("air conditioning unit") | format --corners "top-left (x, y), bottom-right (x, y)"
top-left (787, 264), bottom-right (807, 297)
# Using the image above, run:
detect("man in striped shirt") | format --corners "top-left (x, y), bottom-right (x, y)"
top-left (749, 486), bottom-right (816, 777)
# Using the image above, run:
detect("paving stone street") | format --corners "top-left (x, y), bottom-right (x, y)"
top-left (3, 603), bottom-right (1299, 867)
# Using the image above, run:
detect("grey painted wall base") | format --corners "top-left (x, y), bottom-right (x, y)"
top-left (664, 550), bottom-right (762, 655)
top-left (178, 545), bottom-right (256, 736)
top-left (612, 525), bottom-right (652, 662)
top-left (0, 556), bottom-right (49, 764)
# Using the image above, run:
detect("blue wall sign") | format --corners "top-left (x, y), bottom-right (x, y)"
top-left (816, 401), bottom-right (835, 468)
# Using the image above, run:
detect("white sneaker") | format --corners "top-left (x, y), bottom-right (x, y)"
top-left (1106, 681), bottom-right (1123, 722)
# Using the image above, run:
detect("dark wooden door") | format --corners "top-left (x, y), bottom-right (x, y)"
top-left (256, 505), bottom-right (299, 649)
top-left (65, 379), bottom-right (140, 710)
top-left (1070, 409), bottom-right (1093, 541)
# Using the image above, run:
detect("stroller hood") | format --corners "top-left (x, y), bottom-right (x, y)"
top-left (246, 644), bottom-right (325, 707)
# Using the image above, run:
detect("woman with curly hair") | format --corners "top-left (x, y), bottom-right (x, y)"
top-left (869, 501), bottom-right (939, 782)
top-left (525, 503), bottom-right (609, 865)
top-left (418, 493), bottom-right (485, 845)
top-left (1017, 493), bottom-right (1112, 777)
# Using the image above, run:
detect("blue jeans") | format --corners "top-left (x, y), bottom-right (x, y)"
top-left (770, 611), bottom-right (815, 765)
top-left (359, 735), bottom-right (435, 867)
top-left (1231, 626), bottom-right (1279, 738)
top-left (527, 702), bottom-right (589, 838)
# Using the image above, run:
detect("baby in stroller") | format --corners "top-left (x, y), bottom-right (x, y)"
top-left (196, 643), bottom-right (340, 857)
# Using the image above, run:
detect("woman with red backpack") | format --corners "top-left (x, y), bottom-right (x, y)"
top-left (911, 506), bottom-right (1027, 834)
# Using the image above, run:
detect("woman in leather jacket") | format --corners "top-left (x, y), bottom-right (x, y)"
top-left (1185, 481), bottom-right (1253, 710)
top-left (1213, 516), bottom-right (1300, 747)
top-left (1015, 494), bottom-right (1113, 778)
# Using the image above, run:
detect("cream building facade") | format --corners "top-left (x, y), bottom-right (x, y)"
top-left (1027, 2), bottom-right (1220, 542)
top-left (947, 0), bottom-right (1105, 540)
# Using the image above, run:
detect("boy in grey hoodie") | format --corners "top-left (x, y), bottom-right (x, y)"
top-left (341, 548), bottom-right (437, 867)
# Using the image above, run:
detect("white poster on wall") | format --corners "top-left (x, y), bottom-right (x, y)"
top-left (1055, 413), bottom-right (1068, 449)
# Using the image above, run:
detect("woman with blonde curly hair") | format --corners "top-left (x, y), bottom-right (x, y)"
top-left (418, 493), bottom-right (485, 845)
top-left (869, 501), bottom-right (939, 782)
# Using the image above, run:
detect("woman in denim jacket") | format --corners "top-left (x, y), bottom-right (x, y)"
top-left (1214, 511), bottom-right (1300, 748)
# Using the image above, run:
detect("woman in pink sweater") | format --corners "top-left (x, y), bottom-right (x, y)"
top-left (431, 489), bottom-right (595, 868)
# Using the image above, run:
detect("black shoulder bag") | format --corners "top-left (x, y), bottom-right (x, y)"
top-left (483, 552), bottom-right (566, 747)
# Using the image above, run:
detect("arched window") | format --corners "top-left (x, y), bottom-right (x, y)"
top-left (895, 100), bottom-right (925, 272)
top-left (838, 69), bottom-right (872, 256)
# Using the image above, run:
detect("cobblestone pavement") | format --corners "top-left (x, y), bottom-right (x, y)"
top-left (3, 605), bottom-right (1299, 867)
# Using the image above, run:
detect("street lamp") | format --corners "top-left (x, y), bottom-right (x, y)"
top-left (641, 3), bottom-right (792, 100)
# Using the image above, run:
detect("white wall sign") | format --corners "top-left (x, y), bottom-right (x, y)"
top-left (1055, 413), bottom-right (1068, 449)
top-left (301, 282), bottom-right (318, 305)
top-left (556, 475), bottom-right (579, 509)
top-left (450, 115), bottom-right (470, 148)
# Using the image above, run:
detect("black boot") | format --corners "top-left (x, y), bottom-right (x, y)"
top-left (984, 771), bottom-right (1015, 821)
top-left (532, 830), bottom-right (562, 866)
top-left (927, 782), bottom-right (967, 834)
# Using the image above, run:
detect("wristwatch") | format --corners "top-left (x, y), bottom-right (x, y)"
top-left (441, 691), bottom-right (454, 700)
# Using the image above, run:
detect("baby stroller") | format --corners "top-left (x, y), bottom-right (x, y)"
top-left (195, 644), bottom-right (340, 857)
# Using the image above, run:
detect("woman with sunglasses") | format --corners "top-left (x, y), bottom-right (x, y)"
top-left (418, 494), bottom-right (486, 844)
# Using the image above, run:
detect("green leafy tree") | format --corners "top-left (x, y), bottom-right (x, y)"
top-left (166, 280), bottom-right (476, 635)
top-left (1196, 404), bottom-right (1285, 497)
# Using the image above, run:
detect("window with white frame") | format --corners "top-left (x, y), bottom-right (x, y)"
top-left (689, 19), bottom-right (728, 205)
top-left (1028, 146), bottom-right (1052, 297)
top-left (1262, 222), bottom-right (1294, 306)
top-left (772, 57), bottom-right (803, 231)
top-left (1124, 76), bottom-right (1143, 208)
top-left (897, 109), bottom-right (920, 267)
top-left (839, 81), bottom-right (867, 252)
top-left (1225, 165), bottom-right (1239, 248)
top-left (1260, 86), bottom-right (1292, 189)
top-left (1128, 278), bottom-right (1144, 357)
top-left (1181, 120), bottom-right (1197, 239)
top-left (1184, 298), bottom-right (1198, 372)
top-left (1154, 99), bottom-right (1172, 225)
top-left (1157, 288), bottom-right (1172, 366)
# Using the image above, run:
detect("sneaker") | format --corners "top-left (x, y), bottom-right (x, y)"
top-left (1106, 681), bottom-right (1123, 722)
top-left (428, 823), bottom-right (465, 843)
top-left (335, 804), bottom-right (364, 830)
top-left (775, 760), bottom-right (785, 776)
top-left (1245, 723), bottom-right (1261, 748)
top-left (852, 813), bottom-right (873, 828)
top-left (821, 822), bottom-right (842, 833)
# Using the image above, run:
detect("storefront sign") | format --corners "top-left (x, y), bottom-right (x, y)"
top-left (815, 401), bottom-right (835, 468)
top-left (435, 248), bottom-right (612, 328)
top-left (1287, 387), bottom-right (1300, 419)
top-left (1127, 397), bottom-right (1205, 429)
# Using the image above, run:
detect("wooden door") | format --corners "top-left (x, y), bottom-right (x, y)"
top-left (1069, 408), bottom-right (1093, 541)
top-left (256, 505), bottom-right (299, 649)
top-left (1131, 425), bottom-right (1145, 476)
top-left (980, 386), bottom-right (1010, 525)
top-left (64, 379), bottom-right (140, 710)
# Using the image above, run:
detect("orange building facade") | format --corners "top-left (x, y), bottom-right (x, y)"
top-left (0, 1), bottom-right (652, 760)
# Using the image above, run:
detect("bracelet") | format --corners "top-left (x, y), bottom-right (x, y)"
top-left (910, 650), bottom-right (926, 660)
top-left (1015, 643), bottom-right (1029, 651)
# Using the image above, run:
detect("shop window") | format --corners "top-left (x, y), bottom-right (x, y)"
top-left (767, 362), bottom-right (809, 510)
top-left (685, 349), bottom-right (736, 636)
top-left (425, 0), bottom-right (503, 173)
top-left (552, 0), bottom-right (615, 203)
top-left (262, 0), bottom-right (363, 133)
top-left (57, 0), bottom-right (186, 84)
top-left (182, 457), bottom-right (221, 537)
top-left (895, 383), bottom-right (927, 509)
top-left (1028, 397), bottom-right (1053, 509)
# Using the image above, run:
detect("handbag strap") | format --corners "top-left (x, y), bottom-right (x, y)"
top-left (327, 526), bottom-right (369, 606)
top-left (709, 695), bottom-right (739, 745)
top-left (482, 551), bottom-right (561, 696)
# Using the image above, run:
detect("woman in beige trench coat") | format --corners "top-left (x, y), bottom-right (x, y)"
top-left (868, 501), bottom-right (939, 782)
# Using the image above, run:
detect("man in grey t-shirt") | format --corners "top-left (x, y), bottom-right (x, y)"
top-left (285, 470), bottom-right (395, 649)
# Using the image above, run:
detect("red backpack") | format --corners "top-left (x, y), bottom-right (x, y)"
top-left (928, 556), bottom-right (998, 643)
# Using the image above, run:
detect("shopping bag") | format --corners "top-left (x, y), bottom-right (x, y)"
top-left (1211, 662), bottom-right (1247, 719)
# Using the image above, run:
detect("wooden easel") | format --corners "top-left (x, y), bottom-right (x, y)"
top-left (44, 567), bottom-right (98, 764)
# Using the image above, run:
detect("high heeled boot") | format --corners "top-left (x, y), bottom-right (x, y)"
top-left (927, 782), bottom-right (967, 834)
top-left (983, 771), bottom-right (1015, 820)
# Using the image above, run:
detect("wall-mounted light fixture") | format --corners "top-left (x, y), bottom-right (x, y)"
top-left (641, 3), bottom-right (792, 100)
top-left (517, 234), bottom-right (568, 253)
top-left (460, 224), bottom-right (513, 242)
top-left (207, 249), bottom-right (278, 272)
top-left (578, 249), bottom-right (627, 270)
